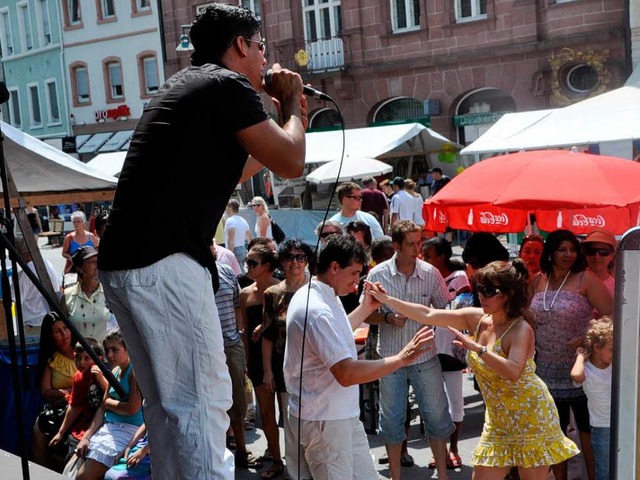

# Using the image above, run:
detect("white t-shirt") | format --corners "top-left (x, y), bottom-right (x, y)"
top-left (412, 192), bottom-right (425, 226)
top-left (329, 210), bottom-right (385, 239)
top-left (284, 279), bottom-right (359, 421)
top-left (224, 215), bottom-right (251, 248)
top-left (390, 190), bottom-right (414, 222)
top-left (13, 260), bottom-right (62, 327)
top-left (578, 361), bottom-right (612, 428)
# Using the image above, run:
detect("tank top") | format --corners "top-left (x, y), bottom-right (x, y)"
top-left (70, 236), bottom-right (95, 255)
top-left (105, 363), bottom-right (144, 426)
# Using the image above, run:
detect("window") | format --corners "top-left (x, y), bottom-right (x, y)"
top-left (98, 0), bottom-right (116, 20)
top-left (142, 56), bottom-right (159, 94)
top-left (104, 60), bottom-right (124, 101)
top-left (455, 0), bottom-right (487, 21)
top-left (18, 3), bottom-right (34, 52)
top-left (71, 64), bottom-right (91, 105)
top-left (27, 84), bottom-right (42, 127)
top-left (372, 97), bottom-right (424, 123)
top-left (1, 101), bottom-right (9, 124)
top-left (0, 10), bottom-right (14, 56)
top-left (36, 0), bottom-right (52, 45)
top-left (8, 88), bottom-right (21, 128)
top-left (65, 0), bottom-right (81, 26)
top-left (132, 0), bottom-right (151, 15)
top-left (239, 0), bottom-right (261, 18)
top-left (45, 79), bottom-right (60, 124)
top-left (303, 0), bottom-right (341, 42)
top-left (391, 0), bottom-right (420, 32)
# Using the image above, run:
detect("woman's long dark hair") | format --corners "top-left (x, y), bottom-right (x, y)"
top-left (539, 229), bottom-right (586, 275)
top-left (37, 312), bottom-right (77, 379)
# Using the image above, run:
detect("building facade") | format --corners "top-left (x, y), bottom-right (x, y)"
top-left (61, 0), bottom-right (165, 159)
top-left (0, 0), bottom-right (69, 141)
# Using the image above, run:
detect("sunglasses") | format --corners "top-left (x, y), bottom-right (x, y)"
top-left (345, 195), bottom-right (362, 201)
top-left (476, 284), bottom-right (502, 299)
top-left (245, 259), bottom-right (261, 269)
top-left (245, 37), bottom-right (266, 53)
top-left (320, 231), bottom-right (341, 239)
top-left (584, 247), bottom-right (613, 257)
top-left (282, 253), bottom-right (307, 263)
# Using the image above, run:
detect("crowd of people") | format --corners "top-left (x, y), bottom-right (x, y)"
top-left (7, 4), bottom-right (619, 480)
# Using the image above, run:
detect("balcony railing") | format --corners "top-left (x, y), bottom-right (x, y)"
top-left (305, 37), bottom-right (344, 72)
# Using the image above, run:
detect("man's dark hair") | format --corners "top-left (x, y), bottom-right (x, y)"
top-left (190, 3), bottom-right (261, 66)
top-left (431, 167), bottom-right (443, 175)
top-left (336, 182), bottom-right (360, 203)
top-left (316, 236), bottom-right (366, 275)
top-left (462, 232), bottom-right (509, 270)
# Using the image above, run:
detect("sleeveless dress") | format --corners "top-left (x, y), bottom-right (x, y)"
top-left (246, 304), bottom-right (265, 387)
top-left (468, 319), bottom-right (579, 468)
top-left (531, 290), bottom-right (593, 400)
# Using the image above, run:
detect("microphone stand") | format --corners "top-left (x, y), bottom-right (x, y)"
top-left (0, 83), bottom-right (125, 479)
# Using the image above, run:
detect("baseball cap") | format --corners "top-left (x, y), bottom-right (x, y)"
top-left (71, 246), bottom-right (98, 271)
top-left (390, 176), bottom-right (404, 188)
top-left (582, 228), bottom-right (617, 249)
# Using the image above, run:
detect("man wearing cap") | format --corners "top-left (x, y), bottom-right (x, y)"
top-left (329, 182), bottom-right (385, 240)
top-left (360, 176), bottom-right (389, 231)
top-left (582, 228), bottom-right (617, 300)
top-left (389, 176), bottom-right (415, 227)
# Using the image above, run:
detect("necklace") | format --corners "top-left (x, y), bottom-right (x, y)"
top-left (542, 270), bottom-right (571, 312)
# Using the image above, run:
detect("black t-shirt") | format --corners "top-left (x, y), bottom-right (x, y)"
top-left (432, 176), bottom-right (451, 196)
top-left (98, 65), bottom-right (269, 283)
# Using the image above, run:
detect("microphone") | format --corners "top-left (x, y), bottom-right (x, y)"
top-left (264, 69), bottom-right (332, 102)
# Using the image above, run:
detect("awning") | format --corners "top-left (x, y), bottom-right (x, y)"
top-left (97, 130), bottom-right (133, 152)
top-left (304, 123), bottom-right (461, 164)
top-left (77, 132), bottom-right (114, 154)
top-left (86, 151), bottom-right (127, 177)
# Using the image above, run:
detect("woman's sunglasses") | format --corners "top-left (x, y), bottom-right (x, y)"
top-left (245, 259), bottom-right (261, 269)
top-left (476, 284), bottom-right (502, 299)
top-left (584, 247), bottom-right (614, 257)
top-left (281, 253), bottom-right (307, 263)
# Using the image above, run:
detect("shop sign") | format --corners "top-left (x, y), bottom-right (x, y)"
top-left (453, 111), bottom-right (506, 127)
top-left (62, 136), bottom-right (76, 153)
top-left (95, 104), bottom-right (131, 123)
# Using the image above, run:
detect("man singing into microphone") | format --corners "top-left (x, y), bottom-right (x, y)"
top-left (97, 4), bottom-right (306, 479)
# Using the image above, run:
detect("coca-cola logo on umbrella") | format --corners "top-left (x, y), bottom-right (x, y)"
top-left (572, 214), bottom-right (606, 228)
top-left (479, 212), bottom-right (509, 225)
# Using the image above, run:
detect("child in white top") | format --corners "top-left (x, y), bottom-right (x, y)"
top-left (571, 316), bottom-right (613, 480)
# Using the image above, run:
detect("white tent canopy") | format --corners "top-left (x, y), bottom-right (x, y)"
top-left (461, 70), bottom-right (640, 157)
top-left (0, 121), bottom-right (118, 204)
top-left (86, 151), bottom-right (127, 177)
top-left (305, 123), bottom-right (461, 164)
top-left (306, 156), bottom-right (393, 184)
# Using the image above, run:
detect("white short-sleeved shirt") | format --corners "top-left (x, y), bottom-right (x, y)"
top-left (14, 260), bottom-right (62, 327)
top-left (284, 279), bottom-right (359, 421)
top-left (366, 256), bottom-right (450, 363)
top-left (412, 193), bottom-right (426, 226)
top-left (224, 215), bottom-right (251, 248)
top-left (329, 210), bottom-right (385, 239)
top-left (390, 190), bottom-right (415, 222)
top-left (578, 361), bottom-right (612, 428)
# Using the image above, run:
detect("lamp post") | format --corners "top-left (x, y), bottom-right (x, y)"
top-left (176, 24), bottom-right (194, 52)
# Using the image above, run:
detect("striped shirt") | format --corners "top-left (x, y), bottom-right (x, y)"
top-left (366, 255), bottom-right (449, 364)
top-left (215, 262), bottom-right (241, 346)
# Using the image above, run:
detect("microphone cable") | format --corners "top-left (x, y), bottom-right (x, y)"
top-left (295, 93), bottom-right (346, 480)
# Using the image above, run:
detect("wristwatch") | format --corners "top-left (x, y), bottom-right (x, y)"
top-left (477, 345), bottom-right (488, 356)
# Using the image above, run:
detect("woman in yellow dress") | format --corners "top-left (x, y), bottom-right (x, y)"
top-left (368, 259), bottom-right (579, 480)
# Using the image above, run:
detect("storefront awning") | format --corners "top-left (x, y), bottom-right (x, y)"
top-left (76, 130), bottom-right (133, 154)
top-left (77, 132), bottom-right (114, 154)
top-left (97, 130), bottom-right (134, 152)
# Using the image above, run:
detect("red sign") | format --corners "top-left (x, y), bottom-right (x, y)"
top-left (94, 104), bottom-right (131, 122)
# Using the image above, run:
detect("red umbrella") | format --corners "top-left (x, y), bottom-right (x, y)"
top-left (424, 149), bottom-right (640, 234)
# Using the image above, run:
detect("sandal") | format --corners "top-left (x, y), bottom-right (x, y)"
top-left (428, 457), bottom-right (436, 469)
top-left (261, 460), bottom-right (284, 479)
top-left (446, 451), bottom-right (462, 469)
top-left (235, 450), bottom-right (263, 469)
top-left (400, 452), bottom-right (414, 467)
top-left (226, 435), bottom-right (237, 450)
top-left (244, 418), bottom-right (255, 431)
top-left (260, 448), bottom-right (274, 462)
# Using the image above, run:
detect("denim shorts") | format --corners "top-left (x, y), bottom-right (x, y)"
top-left (379, 356), bottom-right (455, 444)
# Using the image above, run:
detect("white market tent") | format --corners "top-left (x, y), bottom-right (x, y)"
top-left (86, 151), bottom-right (127, 177)
top-left (0, 121), bottom-right (118, 206)
top-left (306, 156), bottom-right (393, 184)
top-left (305, 123), bottom-right (461, 164)
top-left (461, 70), bottom-right (640, 157)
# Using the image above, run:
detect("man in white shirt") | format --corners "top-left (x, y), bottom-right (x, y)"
top-left (12, 236), bottom-right (62, 336)
top-left (329, 182), bottom-right (384, 240)
top-left (224, 199), bottom-right (253, 272)
top-left (284, 235), bottom-right (434, 480)
top-left (389, 177), bottom-right (416, 227)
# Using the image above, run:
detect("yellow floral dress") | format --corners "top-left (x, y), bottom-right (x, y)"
top-left (467, 318), bottom-right (580, 468)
